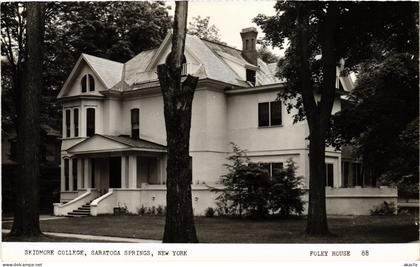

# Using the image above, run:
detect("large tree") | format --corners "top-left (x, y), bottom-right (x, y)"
top-left (1, 1), bottom-right (172, 132)
top-left (187, 15), bottom-right (221, 43)
top-left (255, 1), bottom-right (418, 235)
top-left (10, 2), bottom-right (45, 237)
top-left (157, 1), bottom-right (199, 243)
top-left (329, 53), bottom-right (419, 197)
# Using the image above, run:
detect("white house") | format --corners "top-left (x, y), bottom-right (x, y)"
top-left (53, 28), bottom-right (397, 217)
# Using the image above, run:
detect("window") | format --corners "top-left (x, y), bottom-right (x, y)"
top-left (258, 162), bottom-right (283, 177)
top-left (65, 110), bottom-right (71, 137)
top-left (353, 163), bottom-right (363, 186)
top-left (258, 101), bottom-right (282, 127)
top-left (64, 159), bottom-right (69, 191)
top-left (272, 162), bottom-right (284, 176)
top-left (86, 108), bottom-right (95, 137)
top-left (88, 75), bottom-right (95, 91)
top-left (81, 76), bottom-right (87, 93)
top-left (246, 69), bottom-right (256, 86)
top-left (325, 163), bottom-right (334, 187)
top-left (131, 108), bottom-right (140, 139)
top-left (73, 109), bottom-right (79, 137)
top-left (81, 74), bottom-right (95, 93)
top-left (72, 159), bottom-right (77, 190)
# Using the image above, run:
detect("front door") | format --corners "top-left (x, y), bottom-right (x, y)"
top-left (109, 157), bottom-right (121, 188)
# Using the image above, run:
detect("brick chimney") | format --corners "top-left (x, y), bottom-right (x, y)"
top-left (240, 27), bottom-right (258, 66)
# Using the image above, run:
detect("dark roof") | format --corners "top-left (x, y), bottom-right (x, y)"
top-left (101, 135), bottom-right (166, 151)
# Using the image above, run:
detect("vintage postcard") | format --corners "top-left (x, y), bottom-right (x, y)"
top-left (1, 1), bottom-right (419, 266)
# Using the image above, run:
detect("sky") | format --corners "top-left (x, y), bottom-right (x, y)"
top-left (166, 1), bottom-right (284, 56)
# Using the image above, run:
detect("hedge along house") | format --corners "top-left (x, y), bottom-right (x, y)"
top-left (53, 28), bottom-right (397, 217)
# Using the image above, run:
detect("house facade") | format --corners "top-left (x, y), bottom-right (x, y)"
top-left (54, 28), bottom-right (397, 217)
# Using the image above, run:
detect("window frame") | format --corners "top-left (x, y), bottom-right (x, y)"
top-left (258, 101), bottom-right (282, 128)
top-left (81, 75), bottom-right (87, 93)
top-left (86, 108), bottom-right (95, 137)
top-left (257, 162), bottom-right (284, 177)
top-left (88, 74), bottom-right (95, 91)
top-left (65, 109), bottom-right (71, 138)
top-left (81, 74), bottom-right (95, 93)
top-left (73, 108), bottom-right (79, 137)
top-left (131, 108), bottom-right (140, 139)
top-left (246, 69), bottom-right (256, 86)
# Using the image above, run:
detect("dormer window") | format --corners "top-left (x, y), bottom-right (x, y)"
top-left (246, 69), bottom-right (256, 86)
top-left (81, 74), bottom-right (95, 93)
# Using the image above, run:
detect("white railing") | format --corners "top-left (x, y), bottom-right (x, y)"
top-left (90, 189), bottom-right (116, 216)
top-left (53, 188), bottom-right (99, 216)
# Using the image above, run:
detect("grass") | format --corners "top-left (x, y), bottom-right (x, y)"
top-left (2, 214), bottom-right (418, 243)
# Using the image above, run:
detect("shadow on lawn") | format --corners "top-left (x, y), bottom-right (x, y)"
top-left (2, 214), bottom-right (418, 243)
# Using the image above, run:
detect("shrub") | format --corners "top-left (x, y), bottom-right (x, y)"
top-left (268, 159), bottom-right (305, 217)
top-left (156, 205), bottom-right (165, 216)
top-left (370, 201), bottom-right (397, 215)
top-left (216, 143), bottom-right (305, 218)
top-left (205, 207), bottom-right (215, 217)
top-left (137, 206), bottom-right (146, 216)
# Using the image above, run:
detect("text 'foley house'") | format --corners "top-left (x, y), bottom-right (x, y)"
top-left (54, 28), bottom-right (397, 217)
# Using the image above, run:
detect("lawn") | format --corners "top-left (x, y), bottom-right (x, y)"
top-left (2, 214), bottom-right (418, 243)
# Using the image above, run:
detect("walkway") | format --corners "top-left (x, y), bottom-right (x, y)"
top-left (2, 229), bottom-right (161, 243)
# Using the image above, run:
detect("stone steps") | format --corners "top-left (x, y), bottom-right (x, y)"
top-left (66, 202), bottom-right (91, 217)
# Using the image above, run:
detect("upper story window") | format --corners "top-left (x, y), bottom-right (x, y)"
top-left (246, 69), bottom-right (256, 86)
top-left (73, 108), bottom-right (79, 137)
top-left (86, 108), bottom-right (95, 137)
top-left (131, 108), bottom-right (140, 139)
top-left (65, 110), bottom-right (71, 137)
top-left (81, 74), bottom-right (95, 93)
top-left (258, 101), bottom-right (282, 127)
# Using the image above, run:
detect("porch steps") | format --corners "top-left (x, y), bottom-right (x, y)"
top-left (66, 203), bottom-right (92, 217)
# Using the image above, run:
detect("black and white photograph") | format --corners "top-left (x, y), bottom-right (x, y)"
top-left (1, 0), bottom-right (419, 265)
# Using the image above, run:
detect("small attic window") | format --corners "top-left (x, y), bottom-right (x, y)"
top-left (246, 69), bottom-right (256, 86)
top-left (81, 74), bottom-right (95, 93)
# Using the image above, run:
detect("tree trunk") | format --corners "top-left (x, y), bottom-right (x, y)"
top-left (10, 2), bottom-right (44, 237)
top-left (295, 3), bottom-right (338, 236)
top-left (306, 119), bottom-right (329, 235)
top-left (157, 1), bottom-right (199, 243)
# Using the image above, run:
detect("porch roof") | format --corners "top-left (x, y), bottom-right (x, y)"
top-left (66, 134), bottom-right (167, 155)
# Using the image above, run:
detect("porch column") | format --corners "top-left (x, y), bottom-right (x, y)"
top-left (121, 156), bottom-right (127, 188)
top-left (128, 155), bottom-right (137, 188)
top-left (60, 158), bottom-right (65, 191)
top-left (77, 158), bottom-right (83, 189)
top-left (69, 158), bottom-right (74, 191)
top-left (84, 158), bottom-right (91, 188)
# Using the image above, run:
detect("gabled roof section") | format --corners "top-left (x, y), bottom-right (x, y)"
top-left (102, 135), bottom-right (166, 151)
top-left (58, 54), bottom-right (123, 98)
top-left (66, 134), bottom-right (166, 155)
top-left (82, 54), bottom-right (124, 88)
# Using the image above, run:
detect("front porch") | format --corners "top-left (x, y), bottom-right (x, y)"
top-left (54, 134), bottom-right (169, 216)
